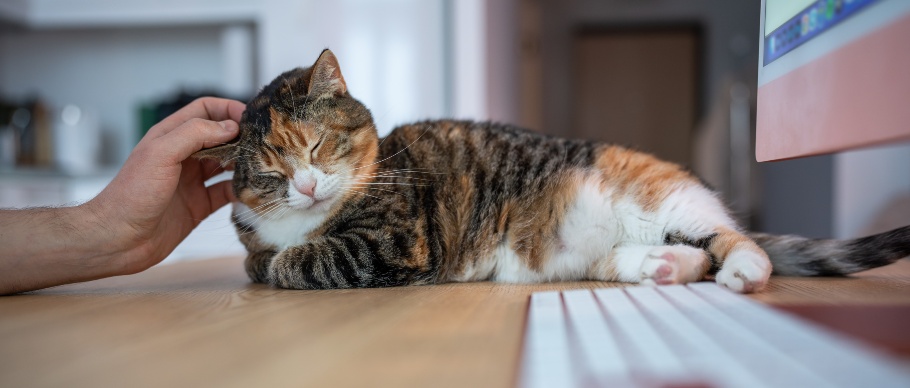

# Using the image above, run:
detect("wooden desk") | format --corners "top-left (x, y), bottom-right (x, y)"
top-left (2, 257), bottom-right (909, 388)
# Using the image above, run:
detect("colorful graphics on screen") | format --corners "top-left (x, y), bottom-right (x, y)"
top-left (764, 0), bottom-right (879, 65)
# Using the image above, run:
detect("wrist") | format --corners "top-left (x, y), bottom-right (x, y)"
top-left (75, 197), bottom-right (146, 275)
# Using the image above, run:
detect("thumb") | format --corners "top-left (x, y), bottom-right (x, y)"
top-left (157, 118), bottom-right (239, 165)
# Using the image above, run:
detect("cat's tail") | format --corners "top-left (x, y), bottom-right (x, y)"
top-left (749, 225), bottom-right (910, 276)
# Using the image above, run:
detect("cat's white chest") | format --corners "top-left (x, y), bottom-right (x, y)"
top-left (233, 203), bottom-right (327, 249)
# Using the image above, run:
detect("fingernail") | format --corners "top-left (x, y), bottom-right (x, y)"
top-left (219, 120), bottom-right (238, 132)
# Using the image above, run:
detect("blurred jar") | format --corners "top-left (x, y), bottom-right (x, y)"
top-left (53, 104), bottom-right (101, 174)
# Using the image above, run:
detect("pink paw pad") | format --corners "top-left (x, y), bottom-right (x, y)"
top-left (654, 265), bottom-right (674, 284)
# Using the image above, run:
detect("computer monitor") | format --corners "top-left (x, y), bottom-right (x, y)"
top-left (756, 0), bottom-right (910, 161)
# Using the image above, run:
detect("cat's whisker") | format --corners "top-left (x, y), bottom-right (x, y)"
top-left (352, 175), bottom-right (431, 181)
top-left (351, 171), bottom-right (445, 180)
top-left (231, 209), bottom-right (272, 228)
top-left (234, 220), bottom-right (263, 237)
top-left (353, 169), bottom-right (441, 176)
top-left (345, 188), bottom-right (382, 200)
top-left (243, 197), bottom-right (286, 213)
top-left (355, 175), bottom-right (435, 182)
top-left (344, 182), bottom-right (426, 187)
top-left (259, 205), bottom-right (293, 225)
top-left (231, 200), bottom-right (286, 226)
top-left (349, 170), bottom-right (443, 182)
top-left (340, 165), bottom-right (444, 180)
top-left (351, 127), bottom-right (432, 171)
top-left (199, 199), bottom-right (286, 234)
top-left (343, 186), bottom-right (406, 197)
top-left (349, 123), bottom-right (384, 167)
top-left (245, 204), bottom-right (287, 226)
top-left (249, 201), bottom-right (287, 220)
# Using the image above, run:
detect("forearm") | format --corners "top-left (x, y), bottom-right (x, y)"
top-left (0, 204), bottom-right (130, 295)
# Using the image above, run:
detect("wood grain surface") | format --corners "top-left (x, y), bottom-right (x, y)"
top-left (1, 257), bottom-right (908, 388)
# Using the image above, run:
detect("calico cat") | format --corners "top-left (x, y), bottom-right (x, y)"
top-left (196, 49), bottom-right (910, 293)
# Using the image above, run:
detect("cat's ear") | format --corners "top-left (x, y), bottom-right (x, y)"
top-left (192, 138), bottom-right (238, 167)
top-left (307, 49), bottom-right (347, 98)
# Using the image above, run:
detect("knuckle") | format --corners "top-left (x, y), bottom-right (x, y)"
top-left (184, 118), bottom-right (217, 134)
top-left (131, 144), bottom-right (154, 160)
top-left (186, 117), bottom-right (208, 127)
top-left (192, 96), bottom-right (214, 106)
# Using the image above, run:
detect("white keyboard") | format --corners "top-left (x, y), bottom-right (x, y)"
top-left (520, 283), bottom-right (910, 388)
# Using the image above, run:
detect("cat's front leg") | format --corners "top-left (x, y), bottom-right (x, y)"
top-left (267, 237), bottom-right (366, 290)
top-left (245, 250), bottom-right (277, 284)
top-left (593, 244), bottom-right (711, 285)
top-left (266, 230), bottom-right (428, 290)
top-left (236, 226), bottom-right (280, 284)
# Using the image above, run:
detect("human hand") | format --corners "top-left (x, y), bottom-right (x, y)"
top-left (85, 97), bottom-right (245, 274)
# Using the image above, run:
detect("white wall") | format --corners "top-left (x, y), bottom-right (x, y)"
top-left (451, 0), bottom-right (489, 120)
top-left (0, 0), bottom-right (454, 263)
top-left (835, 143), bottom-right (910, 238)
top-left (257, 0), bottom-right (448, 136)
top-left (0, 0), bottom-right (451, 160)
top-left (0, 25), bottom-right (236, 164)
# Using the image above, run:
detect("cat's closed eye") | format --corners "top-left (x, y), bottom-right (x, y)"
top-left (253, 172), bottom-right (286, 192)
top-left (310, 137), bottom-right (324, 158)
top-left (258, 171), bottom-right (284, 179)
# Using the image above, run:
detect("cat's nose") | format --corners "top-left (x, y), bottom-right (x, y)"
top-left (293, 177), bottom-right (317, 197)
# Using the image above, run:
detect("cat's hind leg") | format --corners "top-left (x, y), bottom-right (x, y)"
top-left (590, 244), bottom-right (711, 285)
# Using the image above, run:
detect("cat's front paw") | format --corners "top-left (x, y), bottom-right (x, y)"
top-left (639, 245), bottom-right (709, 286)
top-left (716, 249), bottom-right (771, 293)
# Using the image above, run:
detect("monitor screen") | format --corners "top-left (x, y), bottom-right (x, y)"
top-left (756, 0), bottom-right (910, 161)
top-left (764, 0), bottom-right (878, 65)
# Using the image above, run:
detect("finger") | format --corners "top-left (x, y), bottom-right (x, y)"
top-left (207, 180), bottom-right (235, 212)
top-left (146, 97), bottom-right (245, 139)
top-left (155, 118), bottom-right (240, 166)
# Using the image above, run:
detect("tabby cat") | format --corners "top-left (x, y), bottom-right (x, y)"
top-left (196, 49), bottom-right (910, 293)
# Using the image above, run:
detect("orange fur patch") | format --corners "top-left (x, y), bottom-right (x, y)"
top-left (238, 187), bottom-right (265, 212)
top-left (438, 170), bottom-right (582, 280)
top-left (708, 228), bottom-right (762, 265)
top-left (594, 145), bottom-right (697, 211)
top-left (587, 251), bottom-right (621, 281)
top-left (508, 172), bottom-right (581, 271)
top-left (263, 107), bottom-right (317, 173)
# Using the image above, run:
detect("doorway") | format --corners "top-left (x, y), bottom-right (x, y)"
top-left (568, 26), bottom-right (701, 167)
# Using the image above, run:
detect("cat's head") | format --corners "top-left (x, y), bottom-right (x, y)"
top-left (197, 49), bottom-right (378, 215)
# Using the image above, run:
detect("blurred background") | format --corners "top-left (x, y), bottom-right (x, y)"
top-left (1, 0), bottom-right (907, 264)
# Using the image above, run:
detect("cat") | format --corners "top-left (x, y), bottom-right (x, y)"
top-left (195, 49), bottom-right (910, 293)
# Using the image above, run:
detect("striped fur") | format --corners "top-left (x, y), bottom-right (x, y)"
top-left (195, 49), bottom-right (909, 293)
top-left (750, 227), bottom-right (910, 276)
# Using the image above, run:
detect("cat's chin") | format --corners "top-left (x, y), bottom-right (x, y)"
top-left (291, 196), bottom-right (336, 213)
top-left (306, 198), bottom-right (333, 211)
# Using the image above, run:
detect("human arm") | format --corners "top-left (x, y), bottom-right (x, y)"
top-left (0, 97), bottom-right (245, 295)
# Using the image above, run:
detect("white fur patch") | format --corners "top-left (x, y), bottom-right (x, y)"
top-left (287, 166), bottom-right (344, 211)
top-left (236, 163), bottom-right (350, 250)
top-left (490, 175), bottom-right (739, 284)
top-left (233, 202), bottom-right (329, 250)
top-left (716, 248), bottom-right (772, 293)
top-left (452, 252), bottom-right (501, 282)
